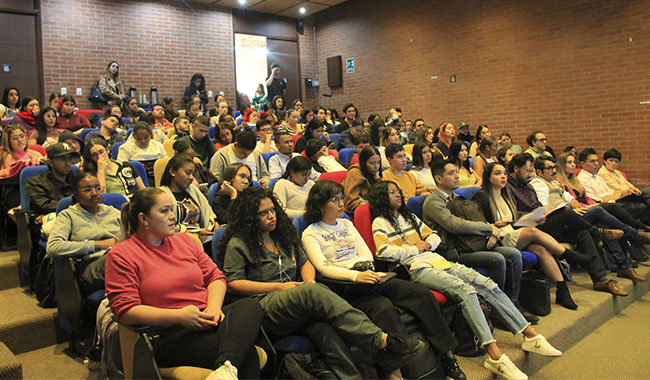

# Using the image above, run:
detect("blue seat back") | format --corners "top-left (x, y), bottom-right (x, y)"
top-left (453, 186), bottom-right (481, 200)
top-left (468, 157), bottom-right (475, 167)
top-left (20, 165), bottom-right (80, 212)
top-left (126, 128), bottom-right (134, 139)
top-left (209, 126), bottom-right (216, 140)
top-left (111, 141), bottom-right (125, 160)
top-left (261, 152), bottom-right (278, 169)
top-left (211, 226), bottom-right (228, 265)
top-left (252, 180), bottom-right (261, 187)
top-left (128, 161), bottom-right (149, 187)
top-left (406, 195), bottom-right (427, 220)
top-left (328, 133), bottom-right (340, 150)
top-left (268, 177), bottom-right (280, 192)
top-left (207, 182), bottom-right (219, 205)
top-left (338, 148), bottom-right (356, 166)
top-left (79, 128), bottom-right (99, 141)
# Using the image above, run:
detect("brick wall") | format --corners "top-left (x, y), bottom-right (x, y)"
top-left (311, 0), bottom-right (650, 184)
top-left (41, 0), bottom-right (236, 110)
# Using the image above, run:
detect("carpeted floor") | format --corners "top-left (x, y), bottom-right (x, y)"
top-left (535, 291), bottom-right (650, 380)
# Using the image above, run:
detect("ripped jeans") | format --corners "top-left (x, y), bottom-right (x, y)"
top-left (411, 263), bottom-right (529, 346)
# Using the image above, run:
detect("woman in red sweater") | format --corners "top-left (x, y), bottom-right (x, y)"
top-left (105, 188), bottom-right (263, 379)
top-left (56, 95), bottom-right (91, 132)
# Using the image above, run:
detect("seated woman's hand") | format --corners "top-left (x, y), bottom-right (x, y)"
top-left (355, 270), bottom-right (381, 284)
top-left (277, 281), bottom-right (304, 291)
top-left (219, 181), bottom-right (237, 199)
top-left (493, 220), bottom-right (509, 228)
top-left (94, 238), bottom-right (117, 250)
top-left (202, 305), bottom-right (225, 324)
top-left (176, 305), bottom-right (219, 330)
top-left (414, 240), bottom-right (430, 253)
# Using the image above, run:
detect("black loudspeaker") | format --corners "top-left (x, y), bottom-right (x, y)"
top-left (296, 19), bottom-right (304, 35)
top-left (327, 56), bottom-right (343, 88)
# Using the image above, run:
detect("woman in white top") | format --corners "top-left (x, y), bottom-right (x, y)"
top-left (377, 127), bottom-right (411, 167)
top-left (272, 156), bottom-right (314, 219)
top-left (408, 142), bottom-right (435, 188)
top-left (473, 163), bottom-right (597, 310)
top-left (117, 122), bottom-right (168, 184)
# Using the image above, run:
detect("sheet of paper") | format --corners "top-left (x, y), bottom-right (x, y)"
top-left (513, 206), bottom-right (546, 227)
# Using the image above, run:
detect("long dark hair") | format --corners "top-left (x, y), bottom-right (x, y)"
top-left (281, 156), bottom-right (312, 180)
top-left (411, 142), bottom-right (429, 170)
top-left (303, 118), bottom-right (325, 141)
top-left (71, 172), bottom-right (98, 203)
top-left (370, 118), bottom-right (385, 146)
top-left (358, 145), bottom-right (381, 184)
top-left (449, 141), bottom-right (471, 172)
top-left (34, 106), bottom-right (57, 145)
top-left (304, 180), bottom-right (343, 225)
top-left (20, 96), bottom-right (37, 111)
top-left (474, 124), bottom-right (490, 144)
top-left (82, 138), bottom-right (109, 173)
top-left (217, 187), bottom-right (302, 265)
top-left (367, 181), bottom-right (421, 241)
top-left (218, 163), bottom-right (251, 192)
top-left (160, 154), bottom-right (194, 187)
top-left (1, 87), bottom-right (20, 109)
top-left (481, 162), bottom-right (505, 192)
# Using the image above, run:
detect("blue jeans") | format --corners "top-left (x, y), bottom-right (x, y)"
top-left (411, 263), bottom-right (529, 346)
top-left (582, 206), bottom-right (633, 269)
top-left (458, 247), bottom-right (522, 300)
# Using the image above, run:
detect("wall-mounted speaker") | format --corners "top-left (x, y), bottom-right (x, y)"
top-left (327, 56), bottom-right (342, 88)
top-left (296, 19), bottom-right (304, 35)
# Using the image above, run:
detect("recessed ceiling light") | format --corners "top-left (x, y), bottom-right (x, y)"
top-left (299, 6), bottom-right (306, 14)
top-left (238, 0), bottom-right (246, 5)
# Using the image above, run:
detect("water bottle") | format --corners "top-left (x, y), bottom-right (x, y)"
top-left (150, 87), bottom-right (158, 104)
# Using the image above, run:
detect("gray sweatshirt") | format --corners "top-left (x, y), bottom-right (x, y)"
top-left (46, 203), bottom-right (122, 259)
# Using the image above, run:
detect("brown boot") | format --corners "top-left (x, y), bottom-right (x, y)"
top-left (617, 268), bottom-right (646, 282)
top-left (631, 230), bottom-right (650, 246)
top-left (599, 228), bottom-right (624, 241)
top-left (593, 280), bottom-right (628, 296)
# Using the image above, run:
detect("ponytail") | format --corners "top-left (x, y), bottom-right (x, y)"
top-left (120, 188), bottom-right (165, 241)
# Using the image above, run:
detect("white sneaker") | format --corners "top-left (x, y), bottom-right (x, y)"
top-left (205, 360), bottom-right (238, 380)
top-left (483, 353), bottom-right (528, 380)
top-left (521, 334), bottom-right (562, 357)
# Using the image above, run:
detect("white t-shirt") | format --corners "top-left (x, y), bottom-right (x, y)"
top-left (272, 178), bottom-right (314, 219)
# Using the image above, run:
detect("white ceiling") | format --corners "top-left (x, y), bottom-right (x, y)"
top-left (189, 0), bottom-right (348, 18)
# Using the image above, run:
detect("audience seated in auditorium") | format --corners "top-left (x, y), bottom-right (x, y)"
top-left (577, 148), bottom-right (650, 220)
top-left (469, 124), bottom-right (491, 158)
top-left (0, 125), bottom-right (44, 179)
top-left (597, 148), bottom-right (650, 211)
top-left (213, 122), bottom-right (233, 150)
top-left (367, 181), bottom-right (561, 380)
top-left (167, 115), bottom-right (190, 140)
top-left (83, 112), bottom-right (124, 149)
top-left (336, 103), bottom-right (359, 133)
top-left (456, 122), bottom-right (472, 143)
top-left (98, 61), bottom-right (125, 106)
top-left (172, 140), bottom-right (217, 189)
top-left (184, 100), bottom-right (201, 124)
top-left (56, 95), bottom-right (91, 132)
top-left (254, 119), bottom-right (277, 154)
top-left (26, 142), bottom-right (78, 218)
top-left (83, 138), bottom-right (145, 199)
top-left (178, 116), bottom-right (215, 167)
top-left (343, 146), bottom-right (381, 216)
top-left (414, 126), bottom-right (445, 161)
top-left (12, 96), bottom-right (40, 132)
top-left (497, 146), bottom-right (515, 168)
top-left (378, 126), bottom-right (411, 167)
top-left (472, 135), bottom-right (498, 182)
top-left (28, 106), bottom-right (62, 148)
top-left (436, 121), bottom-right (457, 159)
top-left (474, 162), bottom-right (585, 309)
top-left (268, 131), bottom-right (298, 179)
top-left (302, 180), bottom-right (466, 380)
top-left (211, 163), bottom-right (252, 225)
top-left (294, 118), bottom-right (331, 153)
top-left (339, 118), bottom-right (364, 150)
top-left (160, 154), bottom-right (216, 238)
top-left (46, 172), bottom-right (121, 294)
top-left (122, 97), bottom-right (145, 125)
top-left (408, 142), bottom-right (436, 188)
top-left (251, 83), bottom-right (267, 111)
top-left (150, 103), bottom-right (173, 133)
top-left (272, 156), bottom-right (314, 219)
top-left (1, 86), bottom-right (20, 125)
top-left (277, 108), bottom-right (303, 136)
top-left (423, 160), bottom-right (537, 322)
top-left (382, 143), bottom-right (431, 201)
top-left (58, 130), bottom-right (84, 165)
top-left (210, 130), bottom-right (270, 187)
top-left (117, 122), bottom-right (167, 184)
top-left (219, 187), bottom-right (424, 379)
top-left (162, 96), bottom-right (179, 123)
top-left (524, 130), bottom-right (553, 160)
top-left (506, 153), bottom-right (629, 296)
top-left (530, 156), bottom-right (647, 280)
top-left (449, 141), bottom-right (479, 188)
top-left (105, 104), bottom-right (128, 136)
top-left (105, 187), bottom-right (263, 380)
top-left (348, 133), bottom-right (371, 166)
top-left (209, 99), bottom-right (230, 126)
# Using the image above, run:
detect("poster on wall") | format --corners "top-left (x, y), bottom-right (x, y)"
top-left (346, 58), bottom-right (355, 73)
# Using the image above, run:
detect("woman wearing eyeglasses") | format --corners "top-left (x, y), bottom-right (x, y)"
top-left (301, 180), bottom-right (466, 380)
top-left (0, 124), bottom-right (44, 178)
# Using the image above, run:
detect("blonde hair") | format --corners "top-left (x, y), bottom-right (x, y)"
top-left (556, 152), bottom-right (584, 193)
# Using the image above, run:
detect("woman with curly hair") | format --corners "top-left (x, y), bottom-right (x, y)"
top-left (302, 180), bottom-right (466, 380)
top-left (219, 187), bottom-right (423, 380)
top-left (367, 180), bottom-right (562, 380)
top-left (342, 146), bottom-right (381, 215)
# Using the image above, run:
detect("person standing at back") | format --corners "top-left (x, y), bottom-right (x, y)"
top-left (266, 63), bottom-right (287, 100)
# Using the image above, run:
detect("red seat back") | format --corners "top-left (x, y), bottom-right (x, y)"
top-left (353, 203), bottom-right (376, 254)
top-left (318, 170), bottom-right (347, 185)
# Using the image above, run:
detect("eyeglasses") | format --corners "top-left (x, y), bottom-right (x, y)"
top-left (543, 165), bottom-right (557, 171)
top-left (536, 138), bottom-right (548, 142)
top-left (258, 207), bottom-right (276, 218)
top-left (91, 148), bottom-right (106, 158)
top-left (330, 195), bottom-right (346, 204)
top-left (79, 185), bottom-right (102, 194)
top-left (260, 128), bottom-right (273, 133)
top-left (10, 134), bottom-right (26, 141)
top-left (388, 189), bottom-right (400, 195)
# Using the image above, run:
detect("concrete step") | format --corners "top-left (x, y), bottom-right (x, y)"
top-left (0, 341), bottom-right (22, 380)
top-left (0, 251), bottom-right (21, 291)
top-left (16, 343), bottom-right (86, 380)
top-left (0, 288), bottom-right (64, 355)
top-left (456, 264), bottom-right (650, 379)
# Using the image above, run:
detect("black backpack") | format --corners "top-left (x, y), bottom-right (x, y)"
top-left (34, 256), bottom-right (56, 308)
top-left (446, 198), bottom-right (488, 253)
top-left (451, 297), bottom-right (493, 357)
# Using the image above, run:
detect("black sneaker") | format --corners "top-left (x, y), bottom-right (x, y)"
top-left (375, 334), bottom-right (425, 371)
top-left (441, 351), bottom-right (467, 380)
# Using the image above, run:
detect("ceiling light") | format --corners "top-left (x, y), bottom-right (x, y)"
top-left (238, 0), bottom-right (246, 5)
top-left (299, 7), bottom-right (306, 14)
